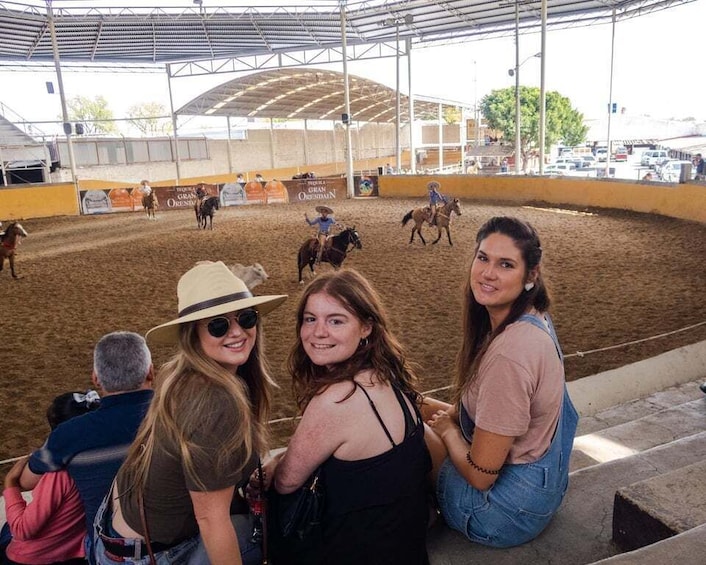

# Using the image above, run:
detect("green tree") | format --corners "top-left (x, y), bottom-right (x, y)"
top-left (65, 95), bottom-right (117, 135)
top-left (127, 102), bottom-right (173, 135)
top-left (480, 87), bottom-right (588, 170)
top-left (443, 106), bottom-right (461, 125)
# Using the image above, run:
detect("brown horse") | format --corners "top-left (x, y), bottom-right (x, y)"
top-left (141, 191), bottom-right (158, 220)
top-left (401, 198), bottom-right (462, 246)
top-left (0, 222), bottom-right (29, 278)
top-left (297, 226), bottom-right (362, 283)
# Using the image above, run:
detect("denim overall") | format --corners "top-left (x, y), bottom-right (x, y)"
top-left (437, 313), bottom-right (579, 548)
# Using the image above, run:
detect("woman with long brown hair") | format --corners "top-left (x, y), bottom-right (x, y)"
top-left (269, 269), bottom-right (431, 565)
top-left (423, 216), bottom-right (578, 548)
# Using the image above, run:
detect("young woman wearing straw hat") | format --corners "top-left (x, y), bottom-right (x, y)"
top-left (304, 205), bottom-right (338, 265)
top-left (93, 261), bottom-right (287, 565)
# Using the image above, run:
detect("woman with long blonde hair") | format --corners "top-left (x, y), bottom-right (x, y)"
top-left (93, 261), bottom-right (286, 565)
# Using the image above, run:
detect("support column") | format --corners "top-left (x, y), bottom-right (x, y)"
top-left (340, 3), bottom-right (354, 197)
top-left (407, 38), bottom-right (415, 174)
top-left (539, 0), bottom-right (547, 174)
top-left (47, 1), bottom-right (78, 196)
top-left (269, 118), bottom-right (275, 169)
top-left (605, 9), bottom-right (617, 177)
top-left (438, 103), bottom-right (443, 170)
top-left (166, 64), bottom-right (181, 185)
top-left (226, 116), bottom-right (233, 175)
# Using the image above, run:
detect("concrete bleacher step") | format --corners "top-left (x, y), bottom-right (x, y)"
top-left (570, 397), bottom-right (706, 472)
top-left (612, 459), bottom-right (706, 551)
top-left (428, 431), bottom-right (706, 564)
top-left (428, 381), bottom-right (706, 564)
top-left (591, 522), bottom-right (706, 564)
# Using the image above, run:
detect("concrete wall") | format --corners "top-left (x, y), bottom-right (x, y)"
top-left (45, 123), bottom-right (398, 186)
top-left (0, 183), bottom-right (78, 220)
top-left (379, 174), bottom-right (706, 224)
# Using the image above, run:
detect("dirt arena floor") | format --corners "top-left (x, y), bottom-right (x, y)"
top-left (2, 197), bottom-right (706, 467)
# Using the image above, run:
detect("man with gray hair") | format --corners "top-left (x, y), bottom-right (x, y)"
top-left (19, 331), bottom-right (154, 560)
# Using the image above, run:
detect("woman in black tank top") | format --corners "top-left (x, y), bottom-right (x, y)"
top-left (269, 269), bottom-right (431, 564)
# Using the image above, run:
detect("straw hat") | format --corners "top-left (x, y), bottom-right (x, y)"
top-left (146, 261), bottom-right (287, 345)
top-left (315, 205), bottom-right (333, 214)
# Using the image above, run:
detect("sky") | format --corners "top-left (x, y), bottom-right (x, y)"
top-left (0, 0), bottom-right (703, 137)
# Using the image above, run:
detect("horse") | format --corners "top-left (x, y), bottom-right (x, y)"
top-left (0, 222), bottom-right (29, 279)
top-left (198, 196), bottom-right (220, 230)
top-left (401, 198), bottom-right (462, 246)
top-left (297, 226), bottom-right (362, 284)
top-left (141, 191), bottom-right (158, 220)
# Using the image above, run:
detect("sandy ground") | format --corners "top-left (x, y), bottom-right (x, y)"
top-left (2, 197), bottom-right (706, 466)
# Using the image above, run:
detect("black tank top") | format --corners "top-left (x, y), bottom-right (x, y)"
top-left (317, 382), bottom-right (431, 565)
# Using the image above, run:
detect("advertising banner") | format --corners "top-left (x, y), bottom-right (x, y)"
top-left (284, 177), bottom-right (345, 204)
top-left (80, 189), bottom-right (113, 215)
top-left (219, 182), bottom-right (247, 207)
top-left (159, 183), bottom-right (219, 211)
top-left (354, 175), bottom-right (379, 198)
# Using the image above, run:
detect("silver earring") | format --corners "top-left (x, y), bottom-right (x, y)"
top-left (524, 282), bottom-right (535, 292)
top-left (359, 337), bottom-right (369, 348)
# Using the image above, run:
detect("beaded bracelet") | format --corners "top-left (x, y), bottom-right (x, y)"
top-left (466, 451), bottom-right (502, 475)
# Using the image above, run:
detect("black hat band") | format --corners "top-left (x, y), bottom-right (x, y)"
top-left (179, 290), bottom-right (253, 317)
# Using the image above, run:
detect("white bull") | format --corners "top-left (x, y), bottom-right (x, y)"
top-left (228, 262), bottom-right (269, 290)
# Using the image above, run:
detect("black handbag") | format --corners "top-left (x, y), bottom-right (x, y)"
top-left (273, 467), bottom-right (324, 540)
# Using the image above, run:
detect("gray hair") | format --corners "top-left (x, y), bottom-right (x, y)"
top-left (93, 331), bottom-right (152, 392)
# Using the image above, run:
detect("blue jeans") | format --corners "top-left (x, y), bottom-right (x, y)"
top-left (93, 493), bottom-right (262, 564)
top-left (437, 386), bottom-right (579, 548)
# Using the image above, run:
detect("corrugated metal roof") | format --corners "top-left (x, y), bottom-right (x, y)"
top-left (0, 1), bottom-right (695, 65)
top-left (176, 68), bottom-right (449, 123)
top-left (0, 1), bottom-right (696, 124)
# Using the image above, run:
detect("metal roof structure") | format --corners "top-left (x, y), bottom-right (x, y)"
top-left (175, 68), bottom-right (453, 123)
top-left (0, 1), bottom-right (694, 68)
top-left (0, 1), bottom-right (695, 123)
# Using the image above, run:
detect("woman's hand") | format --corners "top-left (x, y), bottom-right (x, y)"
top-left (245, 452), bottom-right (284, 500)
top-left (427, 410), bottom-right (457, 441)
top-left (4, 456), bottom-right (29, 489)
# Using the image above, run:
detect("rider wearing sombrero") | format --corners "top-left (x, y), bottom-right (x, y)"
top-left (305, 204), bottom-right (338, 265)
top-left (427, 181), bottom-right (447, 226)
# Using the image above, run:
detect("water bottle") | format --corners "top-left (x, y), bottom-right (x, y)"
top-left (250, 490), bottom-right (264, 544)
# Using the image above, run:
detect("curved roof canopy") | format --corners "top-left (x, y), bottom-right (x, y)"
top-left (176, 68), bottom-right (448, 123)
top-left (0, 1), bottom-right (694, 66)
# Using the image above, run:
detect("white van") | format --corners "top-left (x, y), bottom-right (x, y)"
top-left (641, 150), bottom-right (669, 168)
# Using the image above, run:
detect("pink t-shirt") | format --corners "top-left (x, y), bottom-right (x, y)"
top-left (462, 316), bottom-right (564, 464)
top-left (3, 470), bottom-right (86, 563)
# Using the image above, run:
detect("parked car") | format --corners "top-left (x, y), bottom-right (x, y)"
top-left (595, 148), bottom-right (608, 162)
top-left (580, 155), bottom-right (597, 168)
top-left (659, 160), bottom-right (695, 183)
top-left (613, 146), bottom-right (628, 161)
top-left (640, 150), bottom-right (669, 168)
top-left (544, 163), bottom-right (577, 175)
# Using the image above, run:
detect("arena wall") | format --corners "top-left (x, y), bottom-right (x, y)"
top-left (378, 175), bottom-right (706, 224)
top-left (2, 175), bottom-right (705, 224)
top-left (0, 183), bottom-right (78, 220)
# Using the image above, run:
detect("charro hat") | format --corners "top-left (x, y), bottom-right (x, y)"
top-left (427, 181), bottom-right (440, 191)
top-left (146, 261), bottom-right (287, 345)
top-left (315, 205), bottom-right (333, 214)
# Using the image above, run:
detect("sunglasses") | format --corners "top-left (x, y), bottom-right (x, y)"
top-left (206, 309), bottom-right (259, 337)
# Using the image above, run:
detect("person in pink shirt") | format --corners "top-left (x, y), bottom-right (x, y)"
top-left (2, 391), bottom-right (101, 565)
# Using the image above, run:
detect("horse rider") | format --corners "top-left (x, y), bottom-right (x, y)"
top-left (427, 181), bottom-right (447, 226)
top-left (305, 205), bottom-right (338, 264)
top-left (140, 179), bottom-right (152, 204)
top-left (195, 183), bottom-right (208, 215)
